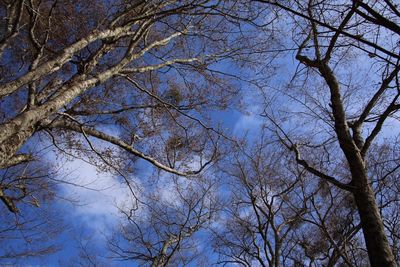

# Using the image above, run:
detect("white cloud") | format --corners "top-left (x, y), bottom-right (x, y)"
top-left (37, 127), bottom-right (142, 235)
top-left (233, 113), bottom-right (263, 136)
top-left (57, 157), bottom-right (139, 233)
top-left (233, 84), bottom-right (266, 137)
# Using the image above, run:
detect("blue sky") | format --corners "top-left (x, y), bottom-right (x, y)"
top-left (2, 1), bottom-right (399, 265)
top-left (8, 92), bottom-right (265, 266)
top-left (2, 19), bottom-right (298, 265)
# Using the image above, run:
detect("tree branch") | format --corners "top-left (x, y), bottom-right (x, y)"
top-left (46, 119), bottom-right (210, 176)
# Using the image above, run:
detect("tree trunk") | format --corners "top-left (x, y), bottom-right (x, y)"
top-left (274, 240), bottom-right (281, 267)
top-left (353, 181), bottom-right (397, 267)
top-left (0, 126), bottom-right (35, 168)
top-left (316, 61), bottom-right (397, 267)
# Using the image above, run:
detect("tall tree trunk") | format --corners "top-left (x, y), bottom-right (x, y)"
top-left (352, 179), bottom-right (397, 267)
top-left (316, 62), bottom-right (397, 267)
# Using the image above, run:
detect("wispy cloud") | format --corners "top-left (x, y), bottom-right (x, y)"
top-left (56, 157), bottom-right (139, 234)
top-left (233, 88), bottom-right (265, 137)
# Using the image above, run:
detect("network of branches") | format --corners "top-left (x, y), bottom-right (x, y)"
top-left (0, 0), bottom-right (399, 266)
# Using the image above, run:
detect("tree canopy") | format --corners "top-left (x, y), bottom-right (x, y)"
top-left (0, 0), bottom-right (399, 266)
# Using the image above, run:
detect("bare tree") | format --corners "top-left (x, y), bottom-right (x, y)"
top-left (286, 177), bottom-right (365, 267)
top-left (0, 141), bottom-right (63, 264)
top-left (108, 175), bottom-right (218, 266)
top-left (0, 0), bottom-right (258, 263)
top-left (212, 136), bottom-right (398, 266)
top-left (368, 139), bottom-right (400, 264)
top-left (212, 134), bottom-right (307, 267)
top-left (0, 0), bottom-right (253, 211)
top-left (254, 0), bottom-right (400, 265)
top-left (3, 1), bottom-right (400, 265)
top-left (0, 201), bottom-right (61, 264)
